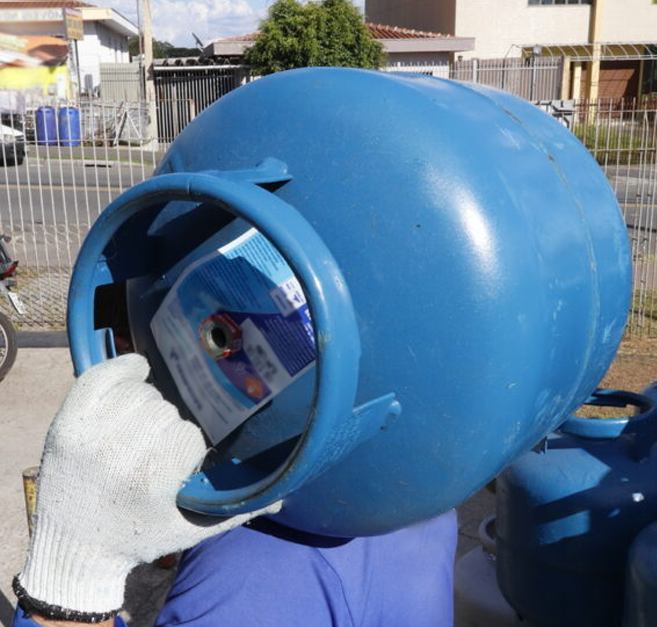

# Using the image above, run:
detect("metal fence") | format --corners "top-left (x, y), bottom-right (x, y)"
top-left (99, 63), bottom-right (142, 102)
top-left (450, 57), bottom-right (564, 100)
top-left (0, 103), bottom-right (163, 327)
top-left (2, 91), bottom-right (657, 337)
top-left (570, 98), bottom-right (657, 337)
top-left (154, 65), bottom-right (249, 141)
top-left (100, 63), bottom-right (251, 142)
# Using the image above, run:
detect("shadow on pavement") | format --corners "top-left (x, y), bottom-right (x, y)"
top-left (0, 586), bottom-right (16, 627)
top-left (17, 331), bottom-right (67, 348)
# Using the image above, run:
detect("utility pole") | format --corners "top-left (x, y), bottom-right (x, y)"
top-left (141, 0), bottom-right (158, 149)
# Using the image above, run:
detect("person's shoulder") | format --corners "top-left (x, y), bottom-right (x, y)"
top-left (156, 523), bottom-right (354, 627)
top-left (178, 521), bottom-right (349, 585)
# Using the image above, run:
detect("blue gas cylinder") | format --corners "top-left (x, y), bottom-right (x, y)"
top-left (624, 520), bottom-right (657, 627)
top-left (622, 380), bottom-right (657, 627)
top-left (67, 68), bottom-right (631, 537)
top-left (495, 389), bottom-right (657, 627)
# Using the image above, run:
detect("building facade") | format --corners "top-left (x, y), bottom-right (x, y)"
top-left (365, 0), bottom-right (657, 100)
top-left (205, 23), bottom-right (474, 78)
top-left (0, 1), bottom-right (137, 99)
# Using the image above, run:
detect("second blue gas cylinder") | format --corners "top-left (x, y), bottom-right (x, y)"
top-left (496, 389), bottom-right (657, 627)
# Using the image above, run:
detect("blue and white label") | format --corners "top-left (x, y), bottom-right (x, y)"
top-left (151, 225), bottom-right (316, 443)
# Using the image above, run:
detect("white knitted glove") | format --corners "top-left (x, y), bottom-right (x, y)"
top-left (14, 353), bottom-right (281, 622)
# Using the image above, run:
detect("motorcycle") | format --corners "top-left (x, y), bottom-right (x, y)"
top-left (0, 235), bottom-right (25, 380)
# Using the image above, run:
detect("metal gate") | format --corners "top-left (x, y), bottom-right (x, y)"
top-left (154, 65), bottom-right (250, 141)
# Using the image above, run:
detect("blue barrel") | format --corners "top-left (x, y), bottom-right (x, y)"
top-left (35, 106), bottom-right (57, 146)
top-left (495, 389), bottom-right (657, 627)
top-left (67, 68), bottom-right (631, 537)
top-left (58, 107), bottom-right (80, 147)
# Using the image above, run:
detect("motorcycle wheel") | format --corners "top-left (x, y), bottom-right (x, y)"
top-left (0, 311), bottom-right (18, 381)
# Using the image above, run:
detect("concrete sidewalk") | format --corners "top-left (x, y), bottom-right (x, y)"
top-left (0, 347), bottom-right (75, 627)
top-left (0, 346), bottom-right (494, 627)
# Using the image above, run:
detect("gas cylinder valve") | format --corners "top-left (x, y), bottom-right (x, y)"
top-left (199, 314), bottom-right (242, 360)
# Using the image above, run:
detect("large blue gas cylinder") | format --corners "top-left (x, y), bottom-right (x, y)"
top-left (622, 381), bottom-right (657, 627)
top-left (67, 68), bottom-right (631, 537)
top-left (624, 520), bottom-right (657, 627)
top-left (495, 389), bottom-right (657, 627)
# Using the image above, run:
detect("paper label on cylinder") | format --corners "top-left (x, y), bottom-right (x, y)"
top-left (151, 225), bottom-right (316, 444)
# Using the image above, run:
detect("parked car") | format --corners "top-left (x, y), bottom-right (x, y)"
top-left (0, 114), bottom-right (26, 166)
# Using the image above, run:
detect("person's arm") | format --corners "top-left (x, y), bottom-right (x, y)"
top-left (12, 354), bottom-right (281, 626)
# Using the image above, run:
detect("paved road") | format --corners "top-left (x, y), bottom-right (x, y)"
top-left (606, 165), bottom-right (657, 232)
top-left (0, 157), bottom-right (147, 227)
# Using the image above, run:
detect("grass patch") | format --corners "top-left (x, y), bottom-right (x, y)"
top-left (630, 289), bottom-right (657, 338)
top-left (573, 122), bottom-right (657, 166)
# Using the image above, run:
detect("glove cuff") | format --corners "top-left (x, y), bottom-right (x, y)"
top-left (12, 576), bottom-right (118, 623)
top-left (16, 514), bottom-right (133, 619)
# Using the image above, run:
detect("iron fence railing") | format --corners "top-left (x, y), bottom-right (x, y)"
top-left (450, 56), bottom-right (563, 100)
top-left (570, 98), bottom-right (657, 337)
top-left (100, 63), bottom-right (252, 142)
top-left (2, 93), bottom-right (657, 337)
top-left (0, 102), bottom-right (163, 328)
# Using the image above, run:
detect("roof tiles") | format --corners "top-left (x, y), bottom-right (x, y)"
top-left (214, 23), bottom-right (452, 44)
top-left (0, 1), bottom-right (94, 9)
top-left (365, 23), bottom-right (448, 39)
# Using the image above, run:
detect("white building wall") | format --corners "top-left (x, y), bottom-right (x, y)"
top-left (367, 0), bottom-right (657, 61)
top-left (76, 22), bottom-right (131, 94)
top-left (600, 0), bottom-right (657, 41)
top-left (455, 0), bottom-right (591, 59)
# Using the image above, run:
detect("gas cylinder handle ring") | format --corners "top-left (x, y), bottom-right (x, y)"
top-left (560, 388), bottom-right (657, 440)
top-left (68, 170), bottom-right (361, 516)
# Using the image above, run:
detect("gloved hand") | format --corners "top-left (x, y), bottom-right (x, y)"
top-left (14, 354), bottom-right (282, 623)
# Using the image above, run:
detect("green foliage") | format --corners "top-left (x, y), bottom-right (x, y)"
top-left (128, 37), bottom-right (199, 59)
top-left (244, 0), bottom-right (386, 76)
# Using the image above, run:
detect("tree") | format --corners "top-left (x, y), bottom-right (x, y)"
top-left (128, 37), bottom-right (198, 59)
top-left (244, 0), bottom-right (386, 76)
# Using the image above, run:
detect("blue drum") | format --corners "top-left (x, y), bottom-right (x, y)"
top-left (67, 68), bottom-right (631, 536)
top-left (35, 106), bottom-right (57, 146)
top-left (58, 107), bottom-right (81, 147)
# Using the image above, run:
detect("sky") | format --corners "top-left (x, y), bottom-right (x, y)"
top-left (112, 0), bottom-right (365, 49)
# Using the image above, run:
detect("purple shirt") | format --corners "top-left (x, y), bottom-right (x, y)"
top-left (155, 511), bottom-right (457, 627)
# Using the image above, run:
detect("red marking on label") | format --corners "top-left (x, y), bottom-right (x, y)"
top-left (246, 377), bottom-right (264, 399)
